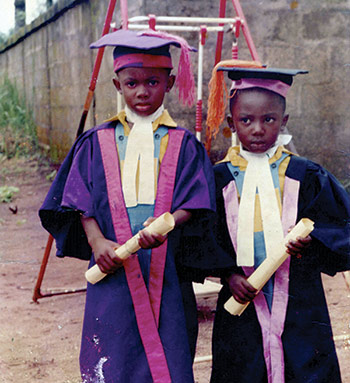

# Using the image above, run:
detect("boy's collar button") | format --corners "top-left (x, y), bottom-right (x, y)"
top-left (118, 135), bottom-right (124, 141)
top-left (154, 133), bottom-right (160, 139)
top-left (271, 163), bottom-right (277, 168)
top-left (233, 171), bottom-right (239, 177)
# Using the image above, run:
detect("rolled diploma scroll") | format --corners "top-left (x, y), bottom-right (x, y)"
top-left (224, 218), bottom-right (314, 316)
top-left (85, 212), bottom-right (175, 285)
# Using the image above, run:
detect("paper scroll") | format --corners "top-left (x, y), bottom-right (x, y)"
top-left (85, 212), bottom-right (175, 285)
top-left (224, 218), bottom-right (314, 316)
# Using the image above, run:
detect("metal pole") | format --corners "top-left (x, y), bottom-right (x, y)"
top-left (33, 0), bottom-right (119, 302)
top-left (231, 0), bottom-right (260, 62)
top-left (120, 0), bottom-right (129, 29)
top-left (76, 0), bottom-right (118, 137)
top-left (128, 15), bottom-right (237, 24)
top-left (195, 26), bottom-right (207, 142)
top-left (215, 0), bottom-right (227, 65)
top-left (128, 25), bottom-right (234, 32)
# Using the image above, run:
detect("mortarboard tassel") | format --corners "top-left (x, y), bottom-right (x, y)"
top-left (140, 30), bottom-right (196, 107)
top-left (205, 59), bottom-right (262, 145)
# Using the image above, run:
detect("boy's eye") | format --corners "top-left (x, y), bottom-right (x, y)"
top-left (126, 81), bottom-right (136, 88)
top-left (265, 117), bottom-right (275, 123)
top-left (240, 117), bottom-right (250, 124)
top-left (148, 80), bottom-right (159, 86)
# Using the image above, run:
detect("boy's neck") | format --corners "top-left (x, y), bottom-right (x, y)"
top-left (240, 143), bottom-right (278, 159)
top-left (240, 133), bottom-right (292, 158)
top-left (125, 104), bottom-right (164, 123)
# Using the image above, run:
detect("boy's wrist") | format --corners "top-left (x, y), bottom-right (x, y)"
top-left (88, 235), bottom-right (105, 249)
top-left (172, 209), bottom-right (192, 227)
top-left (223, 269), bottom-right (238, 281)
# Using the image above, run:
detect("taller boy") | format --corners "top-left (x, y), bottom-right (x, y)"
top-left (39, 30), bottom-right (215, 383)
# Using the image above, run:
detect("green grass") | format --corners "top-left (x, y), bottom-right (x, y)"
top-left (0, 185), bottom-right (19, 203)
top-left (0, 78), bottom-right (38, 158)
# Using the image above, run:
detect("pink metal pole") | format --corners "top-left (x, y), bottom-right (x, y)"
top-left (120, 0), bottom-right (129, 29)
top-left (231, 0), bottom-right (260, 62)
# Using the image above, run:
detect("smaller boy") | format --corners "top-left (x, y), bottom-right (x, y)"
top-left (206, 60), bottom-right (350, 383)
top-left (39, 30), bottom-right (215, 383)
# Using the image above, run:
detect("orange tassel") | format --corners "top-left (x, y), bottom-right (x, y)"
top-left (205, 59), bottom-right (262, 149)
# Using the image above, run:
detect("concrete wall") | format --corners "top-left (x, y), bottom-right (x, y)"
top-left (0, 0), bottom-right (349, 184)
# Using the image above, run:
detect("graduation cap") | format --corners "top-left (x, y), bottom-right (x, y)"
top-left (90, 29), bottom-right (196, 107)
top-left (220, 67), bottom-right (308, 85)
top-left (206, 60), bottom-right (308, 141)
top-left (219, 66), bottom-right (308, 98)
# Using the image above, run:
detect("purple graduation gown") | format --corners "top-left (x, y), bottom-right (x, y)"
top-left (210, 155), bottom-right (350, 383)
top-left (39, 120), bottom-right (215, 383)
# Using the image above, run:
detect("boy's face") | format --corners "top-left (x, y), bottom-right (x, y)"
top-left (228, 88), bottom-right (289, 153)
top-left (113, 67), bottom-right (175, 117)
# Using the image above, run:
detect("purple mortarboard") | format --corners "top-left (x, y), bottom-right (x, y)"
top-left (90, 29), bottom-right (196, 107)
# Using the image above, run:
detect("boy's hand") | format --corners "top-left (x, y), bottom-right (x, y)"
top-left (226, 273), bottom-right (258, 304)
top-left (92, 237), bottom-right (123, 274)
top-left (286, 235), bottom-right (312, 258)
top-left (138, 216), bottom-right (167, 249)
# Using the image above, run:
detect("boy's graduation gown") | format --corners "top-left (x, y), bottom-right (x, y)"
top-left (210, 150), bottom-right (350, 383)
top-left (39, 118), bottom-right (215, 383)
top-left (204, 61), bottom-right (350, 383)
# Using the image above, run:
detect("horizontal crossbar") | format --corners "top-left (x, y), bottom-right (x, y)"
top-left (128, 15), bottom-right (241, 24)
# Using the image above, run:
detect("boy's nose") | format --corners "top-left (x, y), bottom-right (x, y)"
top-left (252, 122), bottom-right (265, 135)
top-left (136, 85), bottom-right (149, 98)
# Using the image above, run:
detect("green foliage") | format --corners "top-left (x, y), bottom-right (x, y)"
top-left (0, 185), bottom-right (19, 203)
top-left (0, 32), bottom-right (7, 45)
top-left (0, 78), bottom-right (38, 158)
top-left (45, 169), bottom-right (57, 181)
top-left (343, 178), bottom-right (350, 195)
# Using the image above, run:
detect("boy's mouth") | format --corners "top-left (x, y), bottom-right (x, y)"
top-left (250, 142), bottom-right (268, 151)
top-left (135, 104), bottom-right (151, 111)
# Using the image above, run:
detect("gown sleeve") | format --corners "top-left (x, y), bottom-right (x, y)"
top-left (171, 130), bottom-right (216, 213)
top-left (296, 159), bottom-right (350, 275)
top-left (38, 128), bottom-right (100, 260)
top-left (170, 131), bottom-right (223, 282)
top-left (175, 157), bottom-right (237, 282)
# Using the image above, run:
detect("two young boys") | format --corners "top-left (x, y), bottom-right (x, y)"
top-left (39, 27), bottom-right (350, 383)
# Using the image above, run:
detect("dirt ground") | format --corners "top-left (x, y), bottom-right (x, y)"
top-left (0, 157), bottom-right (350, 383)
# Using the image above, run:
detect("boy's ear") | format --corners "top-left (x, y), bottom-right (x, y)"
top-left (227, 116), bottom-right (236, 132)
top-left (113, 77), bottom-right (122, 93)
top-left (281, 114), bottom-right (289, 128)
top-left (166, 75), bottom-right (176, 92)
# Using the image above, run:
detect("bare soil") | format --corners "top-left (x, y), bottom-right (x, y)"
top-left (0, 157), bottom-right (349, 383)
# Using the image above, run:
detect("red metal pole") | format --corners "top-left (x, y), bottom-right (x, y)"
top-left (76, 0), bottom-right (118, 137)
top-left (195, 26), bottom-right (207, 137)
top-left (32, 234), bottom-right (54, 302)
top-left (33, 0), bottom-right (119, 302)
top-left (148, 14), bottom-right (156, 30)
top-left (214, 0), bottom-right (227, 65)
